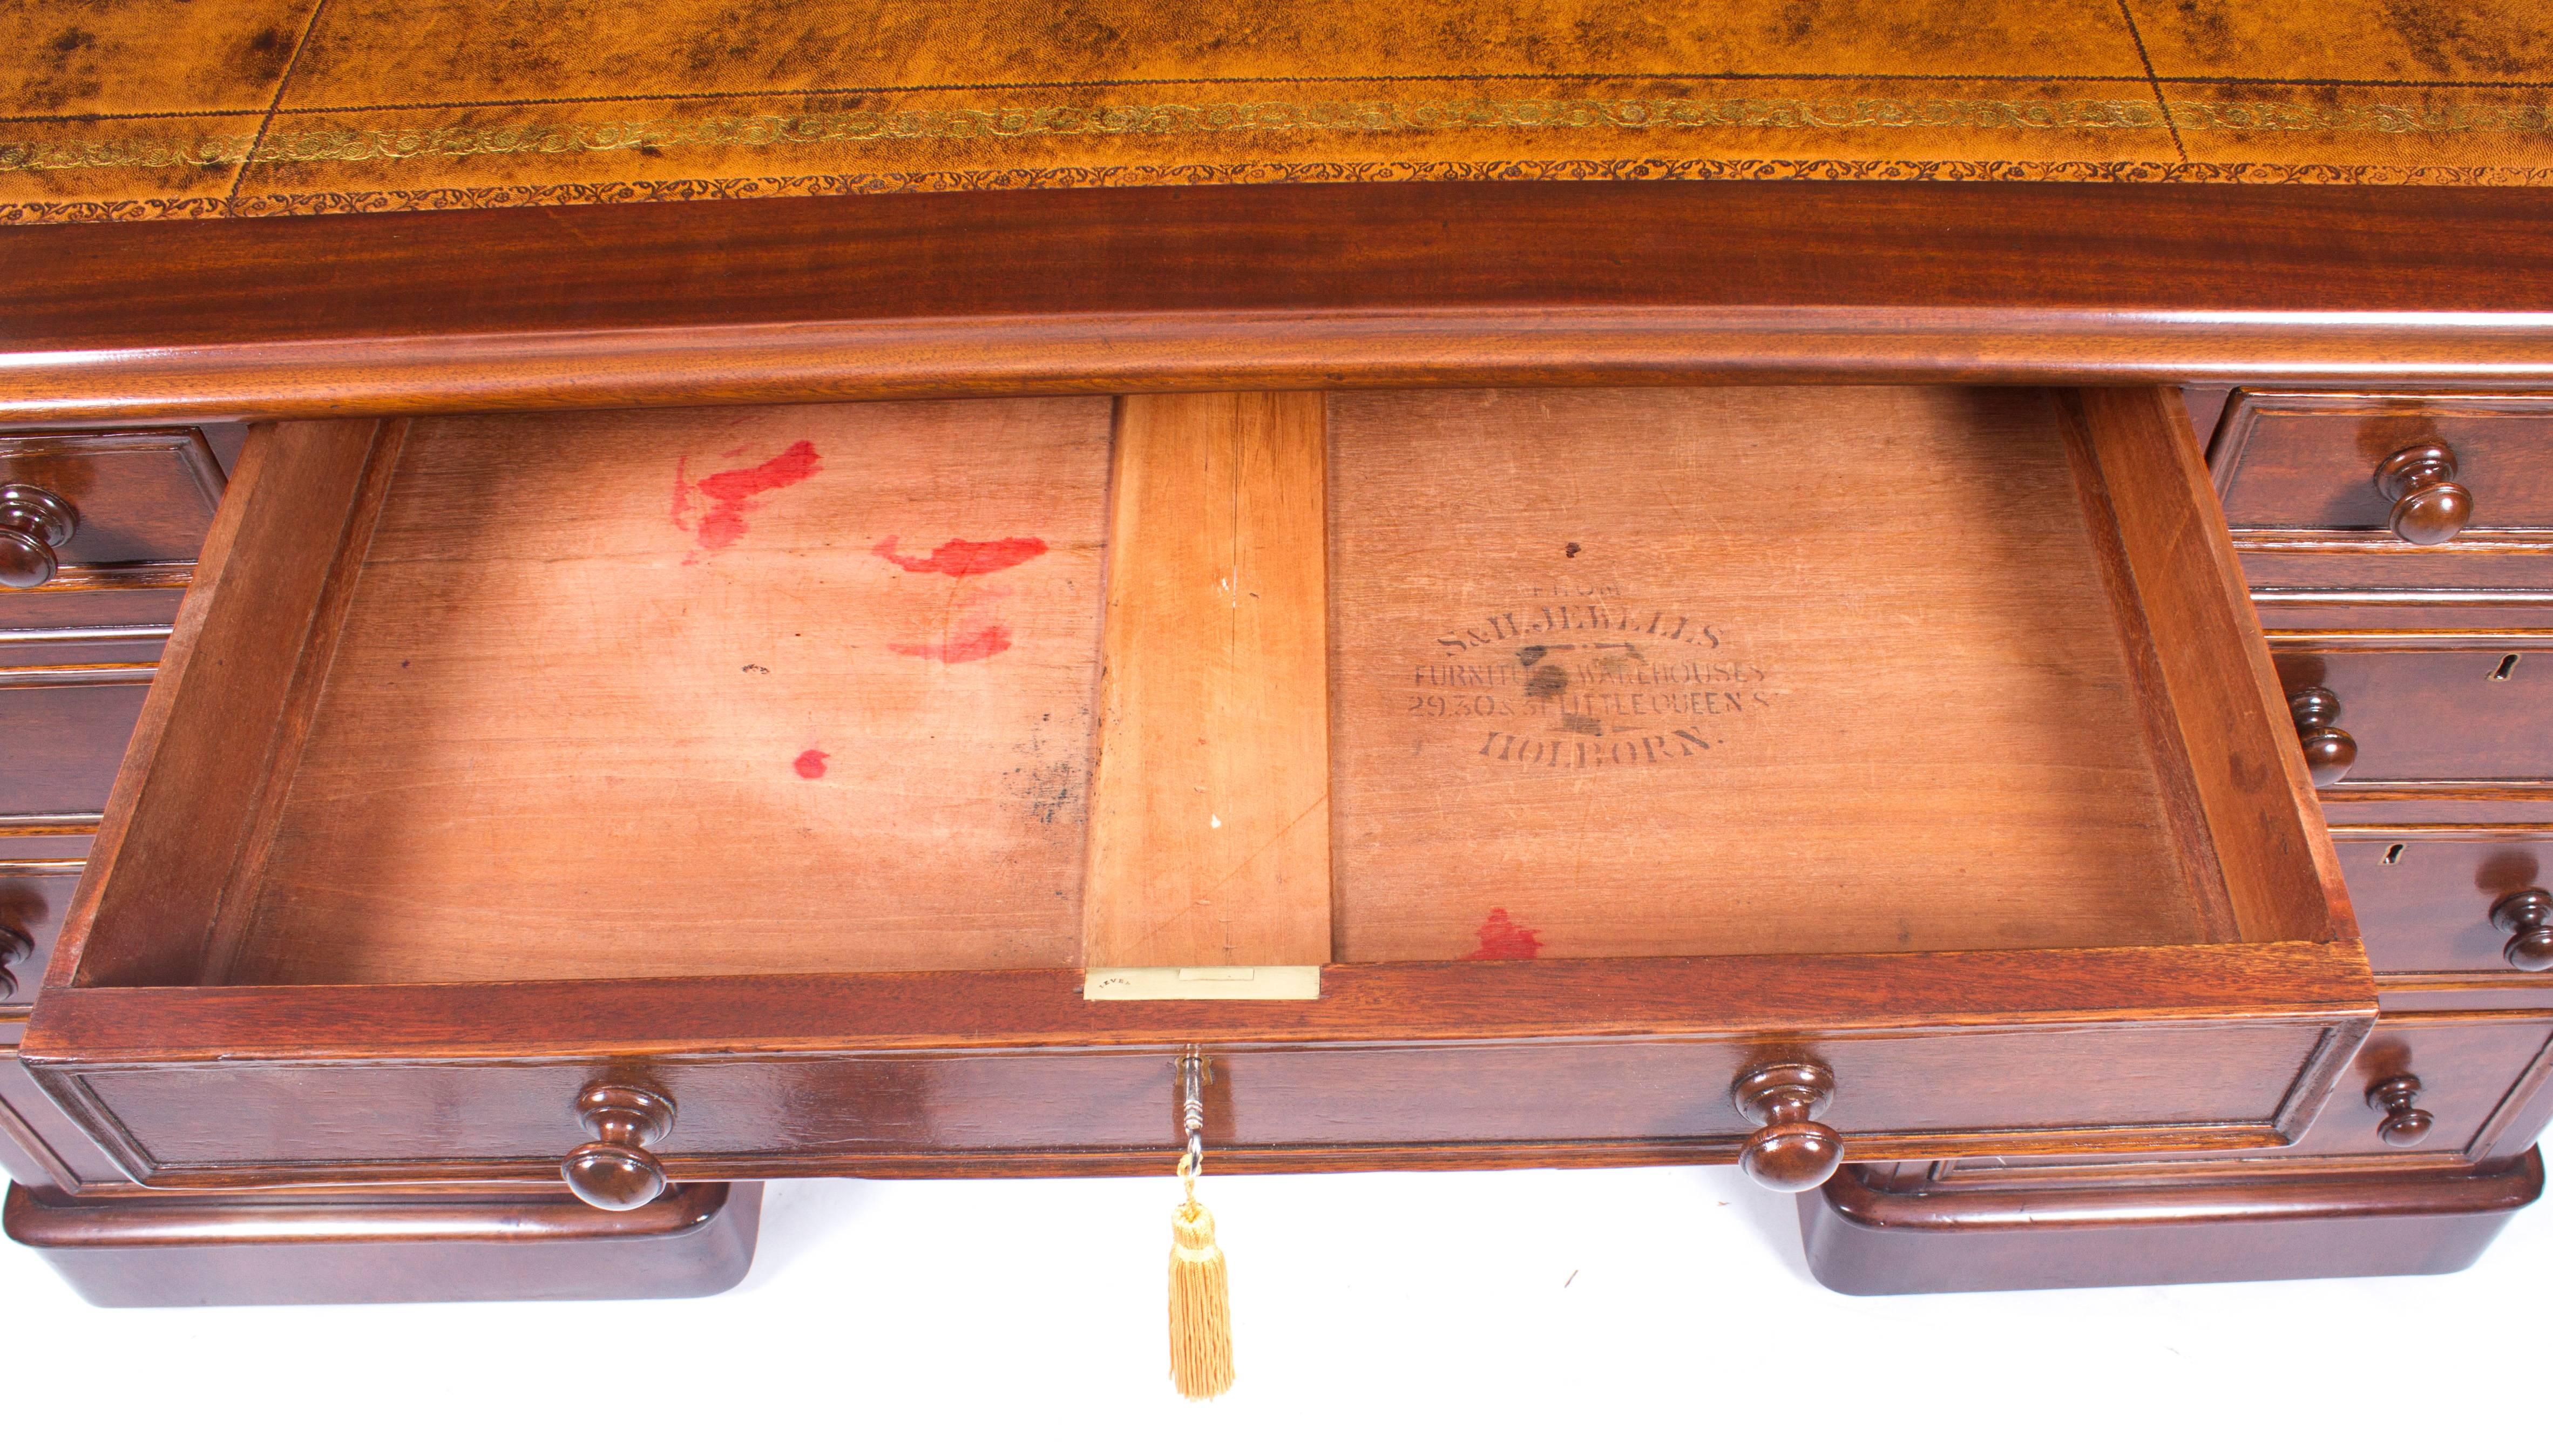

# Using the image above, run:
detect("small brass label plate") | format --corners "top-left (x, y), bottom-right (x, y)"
top-left (1082, 965), bottom-right (1323, 1001)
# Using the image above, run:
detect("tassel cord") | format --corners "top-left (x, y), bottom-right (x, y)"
top-left (1167, 1148), bottom-right (1236, 1400)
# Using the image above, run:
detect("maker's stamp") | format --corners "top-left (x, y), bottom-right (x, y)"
top-left (1410, 599), bottom-right (1777, 770)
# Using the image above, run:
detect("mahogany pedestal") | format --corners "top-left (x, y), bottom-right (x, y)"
top-left (3, 1180), bottom-right (762, 1307)
top-left (1797, 1152), bottom-right (2543, 1295)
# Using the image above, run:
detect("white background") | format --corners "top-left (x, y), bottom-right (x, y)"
top-left (3, 1164), bottom-right (2544, 1452)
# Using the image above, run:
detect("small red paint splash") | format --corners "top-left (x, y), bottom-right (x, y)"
top-left (1464, 908), bottom-right (1543, 960)
top-left (671, 440), bottom-right (822, 555)
top-left (872, 535), bottom-right (1048, 577)
top-left (888, 624), bottom-right (1013, 664)
top-left (793, 748), bottom-right (830, 779)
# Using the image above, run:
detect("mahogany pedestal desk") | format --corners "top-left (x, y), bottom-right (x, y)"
top-left (17, 0), bottom-right (2553, 1315)
top-left (0, 180), bottom-right (2546, 1306)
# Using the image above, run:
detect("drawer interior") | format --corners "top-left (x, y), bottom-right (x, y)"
top-left (1325, 388), bottom-right (2213, 962)
top-left (24, 385), bottom-right (2380, 1182)
top-left (57, 385), bottom-right (2347, 992)
top-left (242, 400), bottom-right (1113, 983)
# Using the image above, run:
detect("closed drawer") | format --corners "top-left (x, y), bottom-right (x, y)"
top-left (22, 390), bottom-right (2375, 1191)
top-left (0, 430), bottom-right (222, 593)
top-left (2267, 1013), bottom-right (2549, 1160)
top-left (1931, 1012), bottom-right (2553, 1178)
top-left (2217, 391), bottom-right (2553, 537)
top-left (0, 667), bottom-right (152, 817)
top-left (2275, 646), bottom-right (2549, 787)
top-left (2217, 391), bottom-right (2553, 604)
top-left (2333, 830), bottom-right (2553, 977)
top-left (0, 862), bottom-right (79, 1007)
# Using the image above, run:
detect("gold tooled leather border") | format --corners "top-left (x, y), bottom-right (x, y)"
top-left (10, 156), bottom-right (2553, 227)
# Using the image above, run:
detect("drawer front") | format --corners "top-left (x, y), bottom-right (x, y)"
top-left (2285, 1014), bottom-right (2553, 1159)
top-left (0, 674), bottom-right (150, 817)
top-left (2334, 833), bottom-right (2551, 976)
top-left (1928, 1013), bottom-right (2553, 1184)
top-left (2275, 648), bottom-right (2549, 785)
top-left (2219, 391), bottom-right (2553, 605)
top-left (0, 430), bottom-right (222, 580)
top-left (2217, 392), bottom-right (2553, 536)
top-left (42, 1017), bottom-right (2351, 1184)
top-left (0, 588), bottom-right (189, 636)
top-left (0, 864), bottom-right (78, 1007)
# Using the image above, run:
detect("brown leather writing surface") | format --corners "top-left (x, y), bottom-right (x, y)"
top-left (9, 1), bottom-right (2553, 223)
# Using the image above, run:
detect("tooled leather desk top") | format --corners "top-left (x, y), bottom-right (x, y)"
top-left (4, 0), bottom-right (2550, 224)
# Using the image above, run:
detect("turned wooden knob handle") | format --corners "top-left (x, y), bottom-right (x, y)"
top-left (2374, 443), bottom-right (2473, 545)
top-left (2493, 888), bottom-right (2553, 973)
top-left (2287, 689), bottom-right (2359, 787)
top-left (2366, 1074), bottom-right (2435, 1148)
top-left (561, 1085), bottom-right (674, 1210)
top-left (1732, 1061), bottom-right (1843, 1191)
top-left (2286, 686), bottom-right (2356, 787)
top-left (0, 484), bottom-right (77, 590)
top-left (0, 919), bottom-right (29, 1000)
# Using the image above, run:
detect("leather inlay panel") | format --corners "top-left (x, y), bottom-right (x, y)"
top-left (11, 0), bottom-right (2553, 223)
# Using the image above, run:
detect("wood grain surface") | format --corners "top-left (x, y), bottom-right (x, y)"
top-left (2333, 832), bottom-right (2553, 974)
top-left (2274, 646), bottom-right (2553, 787)
top-left (0, 678), bottom-right (151, 818)
top-left (23, 385), bottom-right (2383, 1189)
top-left (5, 1180), bottom-right (762, 1306)
top-left (1085, 393), bottom-right (1330, 968)
top-left (9, 184), bottom-right (2553, 424)
top-left (239, 399), bottom-right (1114, 984)
top-left (1800, 1149), bottom-right (2544, 1293)
top-left (0, 430), bottom-right (222, 567)
top-left (2217, 390), bottom-right (2553, 532)
top-left (2072, 386), bottom-right (2352, 944)
top-left (55, 418), bottom-right (385, 994)
top-left (50, 1013), bottom-right (2345, 1183)
top-left (1326, 386), bottom-right (2208, 961)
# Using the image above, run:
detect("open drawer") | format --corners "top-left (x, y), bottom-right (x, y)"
top-left (22, 386), bottom-right (2375, 1199)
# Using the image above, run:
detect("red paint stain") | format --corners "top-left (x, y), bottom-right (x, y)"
top-left (671, 440), bottom-right (822, 554)
top-left (888, 624), bottom-right (1013, 665)
top-left (793, 748), bottom-right (830, 779)
top-left (872, 535), bottom-right (1048, 577)
top-left (1464, 908), bottom-right (1543, 960)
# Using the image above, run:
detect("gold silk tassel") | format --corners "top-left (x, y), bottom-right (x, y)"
top-left (1167, 1051), bottom-right (1234, 1400)
top-left (1168, 1154), bottom-right (1234, 1400)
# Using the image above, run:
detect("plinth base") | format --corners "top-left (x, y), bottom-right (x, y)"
top-left (1799, 1151), bottom-right (2542, 1295)
top-left (5, 1180), bottom-right (761, 1307)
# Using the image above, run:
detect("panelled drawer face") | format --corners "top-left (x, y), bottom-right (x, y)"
top-left (2216, 392), bottom-right (2553, 612)
top-left (2276, 649), bottom-right (2548, 787)
top-left (0, 430), bottom-right (222, 581)
top-left (2254, 1015), bottom-right (2550, 1160)
top-left (0, 429), bottom-right (215, 853)
top-left (62, 1021), bottom-right (2339, 1180)
top-left (2216, 392), bottom-right (2553, 536)
top-left (0, 674), bottom-right (150, 817)
top-left (2334, 835), bottom-right (2551, 976)
top-left (22, 390), bottom-right (2377, 1185)
top-left (1938, 1013), bottom-right (2553, 1177)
